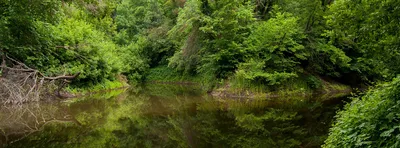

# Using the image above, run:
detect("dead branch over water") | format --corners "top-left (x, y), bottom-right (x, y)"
top-left (0, 51), bottom-right (80, 104)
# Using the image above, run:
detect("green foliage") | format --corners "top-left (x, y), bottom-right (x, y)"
top-left (281, 0), bottom-right (327, 37)
top-left (66, 79), bottom-right (128, 96)
top-left (5, 0), bottom-right (400, 147)
top-left (232, 11), bottom-right (305, 88)
top-left (306, 75), bottom-right (322, 89)
top-left (235, 59), bottom-right (298, 86)
top-left (115, 0), bottom-right (177, 83)
top-left (145, 65), bottom-right (215, 90)
top-left (245, 11), bottom-right (307, 71)
top-left (167, 0), bottom-right (203, 73)
top-left (115, 0), bottom-right (165, 43)
top-left (199, 0), bottom-right (255, 78)
top-left (118, 39), bottom-right (149, 83)
top-left (324, 77), bottom-right (400, 147)
top-left (168, 0), bottom-right (256, 78)
top-left (0, 0), bottom-right (124, 87)
top-left (308, 43), bottom-right (351, 77)
top-left (325, 0), bottom-right (400, 81)
top-left (0, 0), bottom-right (61, 66)
top-left (49, 16), bottom-right (123, 85)
top-left (146, 66), bottom-right (187, 82)
top-left (2, 0), bottom-right (399, 94)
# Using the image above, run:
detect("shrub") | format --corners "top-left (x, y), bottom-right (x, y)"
top-left (324, 77), bottom-right (400, 147)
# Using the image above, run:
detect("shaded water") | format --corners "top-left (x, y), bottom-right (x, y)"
top-left (0, 84), bottom-right (349, 148)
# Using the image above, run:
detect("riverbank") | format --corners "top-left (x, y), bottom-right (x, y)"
top-left (145, 66), bottom-right (352, 98)
top-left (211, 77), bottom-right (351, 98)
top-left (43, 66), bottom-right (352, 102)
top-left (63, 75), bottom-right (130, 98)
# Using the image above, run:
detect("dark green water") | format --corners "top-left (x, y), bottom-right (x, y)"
top-left (0, 84), bottom-right (349, 148)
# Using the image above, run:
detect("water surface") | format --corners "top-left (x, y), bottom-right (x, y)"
top-left (1, 84), bottom-right (349, 148)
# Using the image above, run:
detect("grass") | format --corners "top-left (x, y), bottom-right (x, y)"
top-left (227, 74), bottom-right (311, 96)
top-left (146, 66), bottom-right (203, 83)
top-left (145, 66), bottom-right (351, 98)
top-left (217, 74), bottom-right (351, 98)
top-left (145, 65), bottom-right (216, 90)
top-left (63, 88), bottom-right (127, 104)
top-left (321, 81), bottom-right (350, 93)
top-left (65, 79), bottom-right (129, 96)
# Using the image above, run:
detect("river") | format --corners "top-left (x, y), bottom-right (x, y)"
top-left (0, 84), bottom-right (349, 148)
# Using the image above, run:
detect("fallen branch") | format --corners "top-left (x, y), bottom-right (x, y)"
top-left (43, 72), bottom-right (80, 80)
top-left (0, 66), bottom-right (36, 72)
top-left (0, 52), bottom-right (80, 104)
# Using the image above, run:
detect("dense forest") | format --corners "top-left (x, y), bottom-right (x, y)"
top-left (1, 0), bottom-right (399, 89)
top-left (1, 0), bottom-right (400, 147)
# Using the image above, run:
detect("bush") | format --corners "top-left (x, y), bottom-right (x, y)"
top-left (0, 0), bottom-right (125, 88)
top-left (306, 76), bottom-right (322, 89)
top-left (324, 77), bottom-right (400, 147)
top-left (234, 59), bottom-right (298, 86)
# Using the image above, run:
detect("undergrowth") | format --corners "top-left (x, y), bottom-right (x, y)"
top-left (146, 66), bottom-right (216, 89)
top-left (66, 79), bottom-right (128, 96)
top-left (324, 77), bottom-right (400, 147)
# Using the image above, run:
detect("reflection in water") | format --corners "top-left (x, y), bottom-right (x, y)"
top-left (1, 84), bottom-right (348, 148)
top-left (0, 102), bottom-right (74, 145)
